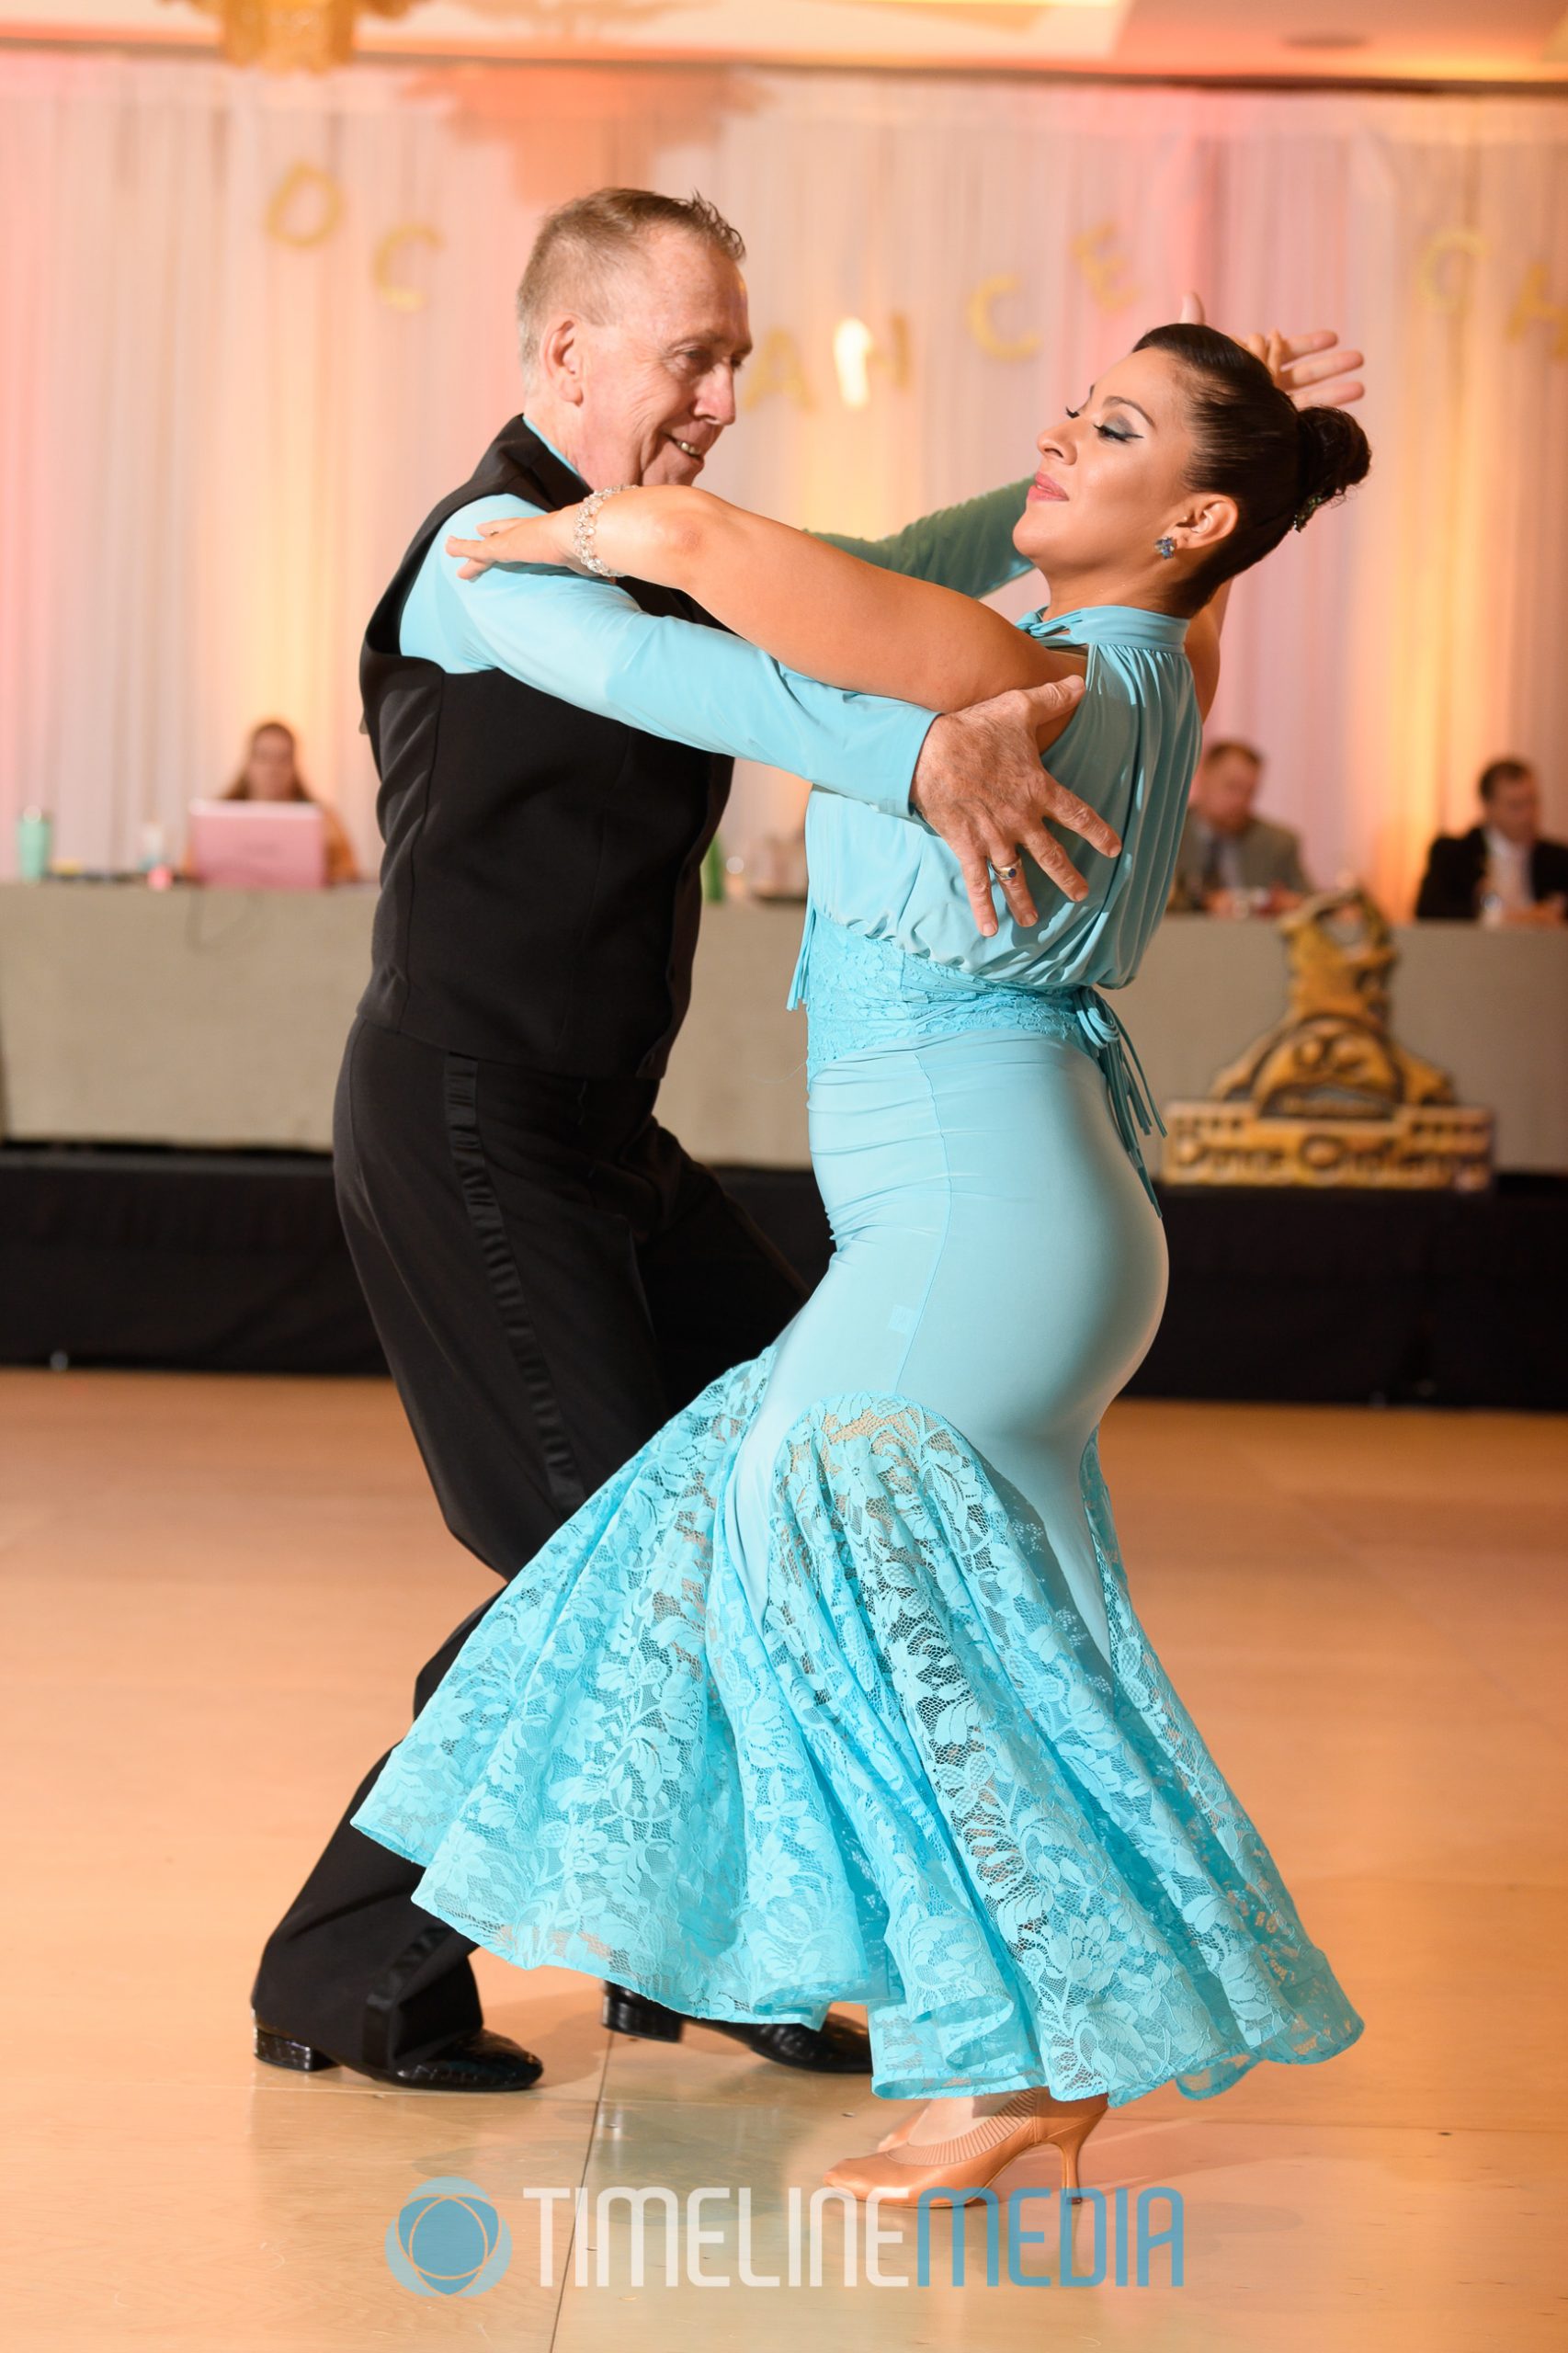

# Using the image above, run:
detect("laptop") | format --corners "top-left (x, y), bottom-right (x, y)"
top-left (187, 800), bottom-right (327, 891)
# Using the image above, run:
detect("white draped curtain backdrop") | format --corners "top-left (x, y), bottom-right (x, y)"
top-left (2, 51), bottom-right (1566, 911)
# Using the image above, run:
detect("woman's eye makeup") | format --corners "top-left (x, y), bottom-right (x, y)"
top-left (1063, 401), bottom-right (1135, 442)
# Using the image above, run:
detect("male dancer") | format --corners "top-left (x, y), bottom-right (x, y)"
top-left (251, 190), bottom-right (1352, 2093)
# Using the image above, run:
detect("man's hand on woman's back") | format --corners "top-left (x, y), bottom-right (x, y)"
top-left (910, 676), bottom-right (1120, 936)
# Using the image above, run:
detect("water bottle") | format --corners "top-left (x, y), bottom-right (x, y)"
top-left (16, 806), bottom-right (51, 882)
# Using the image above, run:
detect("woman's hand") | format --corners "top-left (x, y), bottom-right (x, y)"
top-left (1239, 328), bottom-right (1293, 395)
top-left (448, 488), bottom-right (710, 586)
top-left (1178, 292), bottom-right (1365, 412)
top-left (1242, 324), bottom-right (1364, 412)
top-left (445, 507), bottom-right (583, 580)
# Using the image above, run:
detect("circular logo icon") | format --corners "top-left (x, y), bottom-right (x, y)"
top-left (385, 2176), bottom-right (512, 2298)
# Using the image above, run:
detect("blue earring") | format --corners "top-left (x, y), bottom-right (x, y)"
top-left (1155, 536), bottom-right (1176, 559)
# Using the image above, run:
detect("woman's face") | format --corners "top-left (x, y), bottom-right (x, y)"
top-left (245, 728), bottom-right (297, 801)
top-left (1013, 347), bottom-right (1220, 588)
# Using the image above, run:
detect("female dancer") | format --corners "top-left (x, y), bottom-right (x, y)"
top-left (352, 323), bottom-right (1370, 2203)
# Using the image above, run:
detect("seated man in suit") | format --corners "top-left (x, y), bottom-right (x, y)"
top-left (1415, 758), bottom-right (1568, 926)
top-left (1168, 737), bottom-right (1312, 915)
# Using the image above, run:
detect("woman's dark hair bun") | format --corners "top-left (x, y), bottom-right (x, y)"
top-left (1133, 321), bottom-right (1372, 603)
top-left (1292, 404), bottom-right (1371, 532)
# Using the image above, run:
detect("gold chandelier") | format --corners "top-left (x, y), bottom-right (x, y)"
top-left (179, 0), bottom-right (424, 71)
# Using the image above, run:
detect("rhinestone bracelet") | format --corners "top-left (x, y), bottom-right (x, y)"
top-left (572, 485), bottom-right (631, 579)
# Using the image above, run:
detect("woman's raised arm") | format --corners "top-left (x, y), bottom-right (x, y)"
top-left (447, 489), bottom-right (1074, 714)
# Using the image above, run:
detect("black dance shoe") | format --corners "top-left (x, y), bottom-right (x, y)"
top-left (602, 1984), bottom-right (871, 2074)
top-left (254, 2018), bottom-right (543, 2092)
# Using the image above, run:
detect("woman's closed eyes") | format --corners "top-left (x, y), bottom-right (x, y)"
top-left (1063, 402), bottom-right (1138, 442)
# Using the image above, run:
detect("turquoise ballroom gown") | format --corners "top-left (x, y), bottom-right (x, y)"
top-left (352, 605), bottom-right (1364, 2104)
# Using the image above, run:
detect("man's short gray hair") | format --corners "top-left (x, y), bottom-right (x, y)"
top-left (516, 188), bottom-right (745, 381)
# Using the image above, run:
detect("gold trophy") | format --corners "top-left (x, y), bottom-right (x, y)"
top-left (1162, 890), bottom-right (1493, 1191)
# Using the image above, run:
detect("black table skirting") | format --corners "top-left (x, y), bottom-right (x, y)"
top-left (3, 1147), bottom-right (1562, 1410)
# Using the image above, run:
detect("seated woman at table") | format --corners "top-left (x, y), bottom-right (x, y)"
top-left (195, 720), bottom-right (359, 886)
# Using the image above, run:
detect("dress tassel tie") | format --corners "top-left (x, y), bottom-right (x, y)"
top-left (785, 902), bottom-right (817, 1012)
top-left (1067, 986), bottom-right (1165, 1214)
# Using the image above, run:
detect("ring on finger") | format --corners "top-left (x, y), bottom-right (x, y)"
top-left (992, 857), bottom-right (1022, 883)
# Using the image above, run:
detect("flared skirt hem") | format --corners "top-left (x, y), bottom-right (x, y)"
top-left (353, 1351), bottom-right (1364, 2105)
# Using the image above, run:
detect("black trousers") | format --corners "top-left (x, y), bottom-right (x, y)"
top-left (251, 1017), bottom-right (806, 2067)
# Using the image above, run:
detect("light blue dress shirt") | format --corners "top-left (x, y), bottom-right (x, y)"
top-left (399, 424), bottom-right (1031, 822)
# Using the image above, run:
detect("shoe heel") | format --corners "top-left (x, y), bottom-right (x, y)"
top-left (601, 1985), bottom-right (686, 2043)
top-left (1047, 2111), bottom-right (1100, 2200)
top-left (255, 2024), bottom-right (339, 2073)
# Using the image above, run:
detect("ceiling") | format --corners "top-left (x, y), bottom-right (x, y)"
top-left (6, 0), bottom-right (1568, 81)
top-left (1114, 0), bottom-right (1568, 79)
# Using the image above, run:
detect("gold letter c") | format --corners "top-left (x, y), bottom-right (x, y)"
top-left (374, 223), bottom-right (444, 313)
top-left (966, 274), bottom-right (1042, 362)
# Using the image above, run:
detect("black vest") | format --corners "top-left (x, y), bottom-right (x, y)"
top-left (358, 417), bottom-right (732, 1077)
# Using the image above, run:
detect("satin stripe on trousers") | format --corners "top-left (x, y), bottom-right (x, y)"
top-left (250, 1016), bottom-right (804, 2069)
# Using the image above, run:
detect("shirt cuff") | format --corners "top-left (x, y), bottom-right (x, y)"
top-left (844, 704), bottom-right (937, 821)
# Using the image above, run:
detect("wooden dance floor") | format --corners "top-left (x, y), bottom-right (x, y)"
top-left (4, 1370), bottom-right (1562, 2349)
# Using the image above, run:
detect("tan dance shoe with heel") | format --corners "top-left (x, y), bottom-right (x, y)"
top-left (826, 2089), bottom-right (1108, 2205)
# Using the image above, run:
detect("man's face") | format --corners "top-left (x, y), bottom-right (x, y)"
top-left (1194, 750), bottom-right (1261, 835)
top-left (1486, 773), bottom-right (1540, 847)
top-left (557, 230), bottom-right (752, 490)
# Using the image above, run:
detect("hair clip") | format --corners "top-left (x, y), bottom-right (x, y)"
top-left (1292, 491), bottom-right (1330, 532)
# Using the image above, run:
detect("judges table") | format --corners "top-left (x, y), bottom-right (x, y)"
top-left (1, 881), bottom-right (1565, 1173)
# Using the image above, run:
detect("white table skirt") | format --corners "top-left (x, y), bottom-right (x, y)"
top-left (2, 884), bottom-right (1562, 1173)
